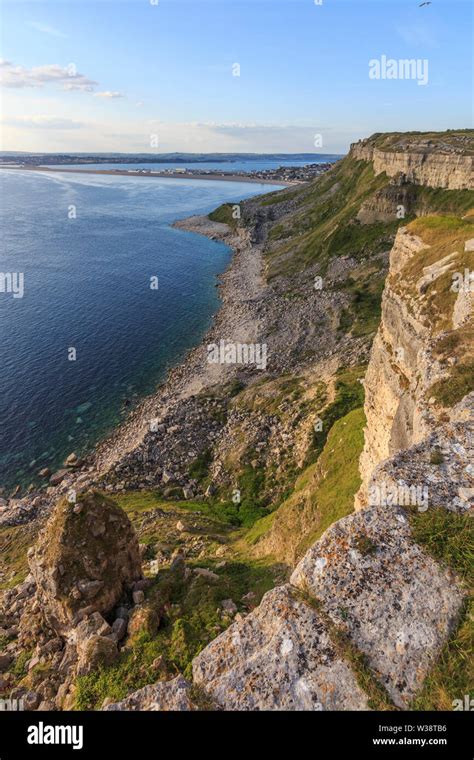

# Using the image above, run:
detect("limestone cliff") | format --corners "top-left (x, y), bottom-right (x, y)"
top-left (351, 132), bottom-right (473, 190)
top-left (358, 217), bottom-right (474, 507)
top-left (104, 206), bottom-right (472, 711)
top-left (1, 132), bottom-right (472, 713)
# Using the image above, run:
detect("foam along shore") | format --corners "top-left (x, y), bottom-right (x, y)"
top-left (3, 165), bottom-right (292, 186)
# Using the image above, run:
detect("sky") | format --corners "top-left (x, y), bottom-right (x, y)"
top-left (0, 0), bottom-right (472, 154)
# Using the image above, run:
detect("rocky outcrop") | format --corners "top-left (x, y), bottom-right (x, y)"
top-left (0, 490), bottom-right (145, 709)
top-left (104, 675), bottom-right (195, 711)
top-left (291, 505), bottom-right (462, 707)
top-left (126, 212), bottom-right (470, 711)
top-left (351, 137), bottom-right (473, 189)
top-left (357, 223), bottom-right (474, 506)
top-left (192, 585), bottom-right (369, 711)
top-left (29, 491), bottom-right (142, 635)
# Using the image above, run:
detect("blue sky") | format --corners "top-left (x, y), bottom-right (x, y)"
top-left (0, 0), bottom-right (472, 153)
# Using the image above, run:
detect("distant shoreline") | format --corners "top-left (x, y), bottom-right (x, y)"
top-left (2, 165), bottom-right (293, 186)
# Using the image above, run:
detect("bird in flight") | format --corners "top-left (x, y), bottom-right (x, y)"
top-left (419, 1), bottom-right (432, 6)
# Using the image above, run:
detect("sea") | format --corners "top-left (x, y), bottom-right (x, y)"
top-left (0, 167), bottom-right (284, 489)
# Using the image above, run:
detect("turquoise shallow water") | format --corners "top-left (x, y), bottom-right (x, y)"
top-left (0, 169), bottom-right (282, 488)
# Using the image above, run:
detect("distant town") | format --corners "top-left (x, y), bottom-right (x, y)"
top-left (0, 154), bottom-right (338, 186)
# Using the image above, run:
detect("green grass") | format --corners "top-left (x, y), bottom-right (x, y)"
top-left (260, 190), bottom-right (298, 206)
top-left (428, 363), bottom-right (474, 408)
top-left (409, 508), bottom-right (473, 582)
top-left (297, 407), bottom-right (365, 554)
top-left (307, 365), bottom-right (365, 465)
top-left (337, 271), bottom-right (386, 337)
top-left (188, 448), bottom-right (213, 482)
top-left (208, 203), bottom-right (238, 230)
top-left (412, 186), bottom-right (474, 215)
top-left (411, 597), bottom-right (473, 711)
top-left (265, 157), bottom-right (395, 278)
top-left (74, 556), bottom-right (280, 709)
top-left (244, 510), bottom-right (277, 546)
top-left (248, 405), bottom-right (366, 563)
top-left (408, 508), bottom-right (473, 710)
top-left (0, 522), bottom-right (39, 590)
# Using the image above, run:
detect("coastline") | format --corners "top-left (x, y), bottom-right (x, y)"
top-left (0, 209), bottom-right (268, 523)
top-left (92, 213), bottom-right (267, 475)
top-left (3, 165), bottom-right (293, 186)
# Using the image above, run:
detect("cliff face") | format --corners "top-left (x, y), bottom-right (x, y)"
top-left (104, 205), bottom-right (473, 712)
top-left (351, 136), bottom-right (473, 190)
top-left (1, 132), bottom-right (472, 713)
top-left (358, 217), bottom-right (474, 506)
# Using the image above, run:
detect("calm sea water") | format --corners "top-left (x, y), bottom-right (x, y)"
top-left (0, 169), bottom-right (282, 489)
top-left (46, 156), bottom-right (342, 172)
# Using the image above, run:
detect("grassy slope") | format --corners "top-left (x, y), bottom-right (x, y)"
top-left (76, 141), bottom-right (474, 708)
top-left (247, 406), bottom-right (365, 564)
top-left (263, 157), bottom-right (396, 279)
top-left (409, 509), bottom-right (474, 710)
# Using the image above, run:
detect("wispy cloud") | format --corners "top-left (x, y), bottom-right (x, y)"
top-left (0, 60), bottom-right (97, 92)
top-left (94, 91), bottom-right (124, 99)
top-left (29, 21), bottom-right (66, 38)
top-left (2, 115), bottom-right (84, 130)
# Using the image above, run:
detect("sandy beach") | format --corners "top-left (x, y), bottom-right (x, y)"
top-left (4, 165), bottom-right (292, 186)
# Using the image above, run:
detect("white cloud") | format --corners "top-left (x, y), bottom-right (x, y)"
top-left (3, 115), bottom-right (84, 130)
top-left (0, 60), bottom-right (97, 92)
top-left (29, 22), bottom-right (66, 38)
top-left (94, 91), bottom-right (124, 99)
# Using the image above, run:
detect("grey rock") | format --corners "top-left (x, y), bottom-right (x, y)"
top-left (133, 590), bottom-right (145, 605)
top-left (291, 505), bottom-right (464, 707)
top-left (103, 675), bottom-right (195, 711)
top-left (193, 585), bottom-right (369, 711)
top-left (0, 653), bottom-right (13, 672)
top-left (49, 469), bottom-right (70, 486)
top-left (111, 617), bottom-right (127, 641)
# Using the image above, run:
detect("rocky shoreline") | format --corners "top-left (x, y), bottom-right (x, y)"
top-left (0, 210), bottom-right (270, 526)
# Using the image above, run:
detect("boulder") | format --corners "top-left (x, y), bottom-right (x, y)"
top-left (0, 653), bottom-right (13, 672)
top-left (127, 604), bottom-right (160, 639)
top-left (76, 636), bottom-right (118, 676)
top-left (221, 599), bottom-right (237, 616)
top-left (23, 690), bottom-right (41, 711)
top-left (49, 469), bottom-right (70, 486)
top-left (132, 590), bottom-right (145, 605)
top-left (193, 585), bottom-right (369, 711)
top-left (29, 491), bottom-right (142, 634)
top-left (111, 618), bottom-right (127, 642)
top-left (290, 505), bottom-right (464, 707)
top-left (103, 675), bottom-right (195, 711)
